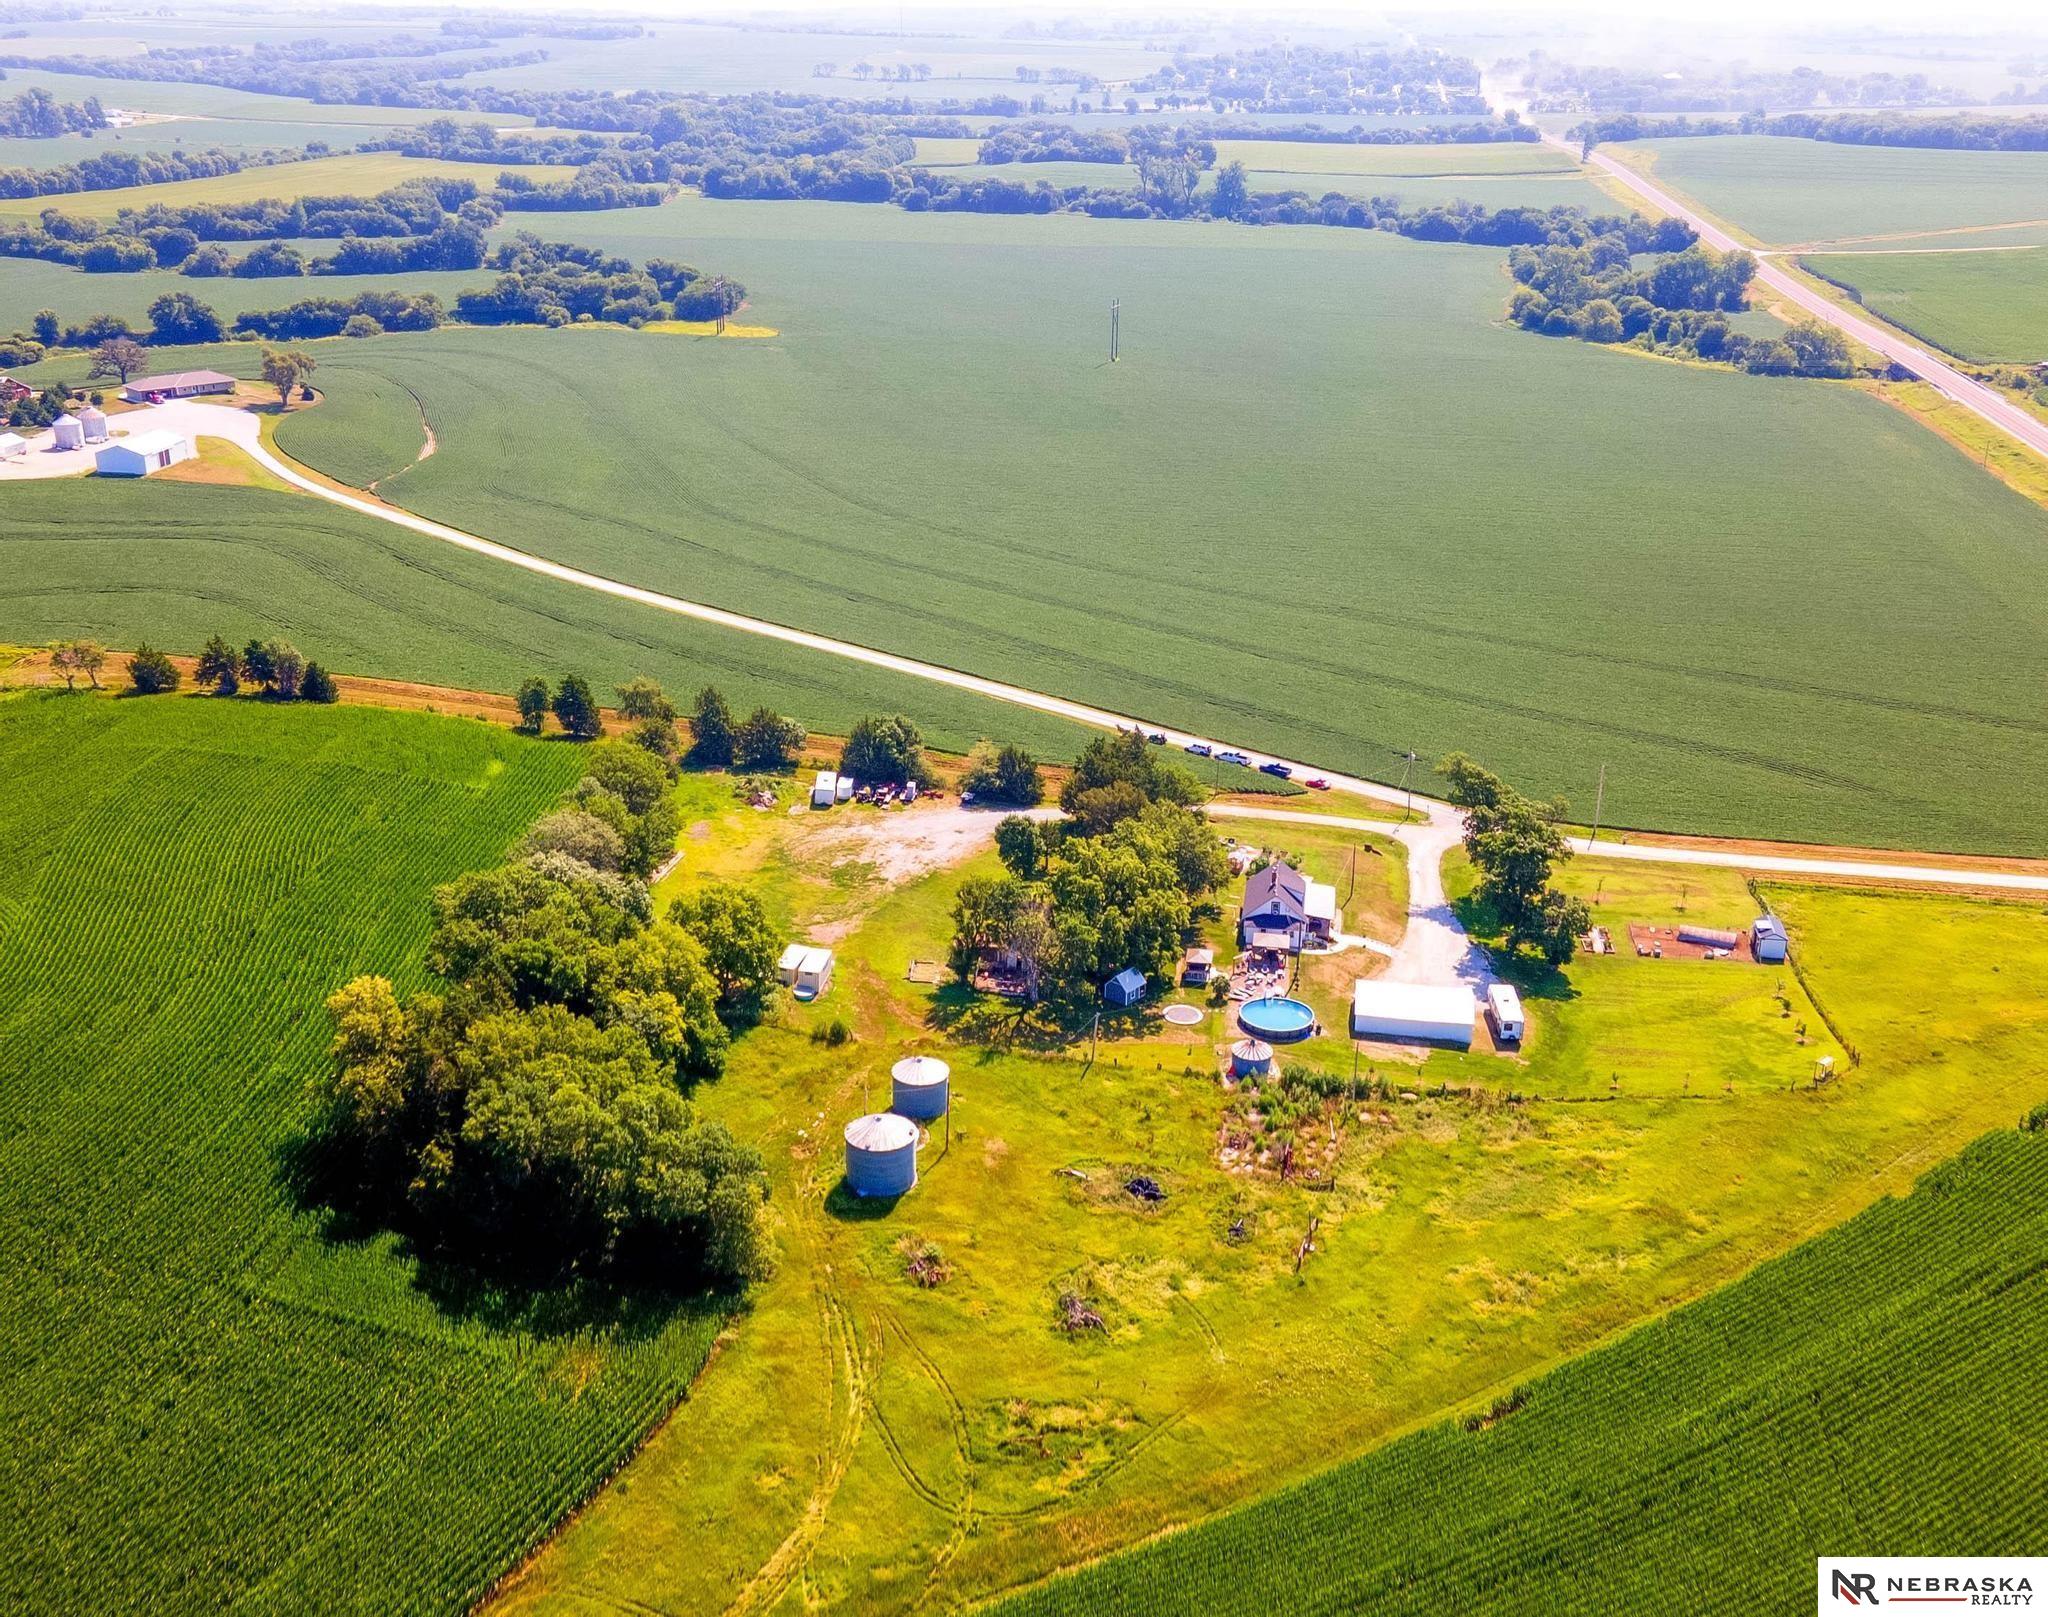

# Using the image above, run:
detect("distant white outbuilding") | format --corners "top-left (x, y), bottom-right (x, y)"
top-left (96, 431), bottom-right (193, 477)
top-left (0, 431), bottom-right (26, 461)
top-left (811, 770), bottom-right (837, 808)
top-left (1351, 979), bottom-right (1477, 1047)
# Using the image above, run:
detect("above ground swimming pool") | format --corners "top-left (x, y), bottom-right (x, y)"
top-left (1236, 995), bottom-right (1317, 1043)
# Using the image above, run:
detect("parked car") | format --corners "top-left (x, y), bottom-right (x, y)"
top-left (1259, 762), bottom-right (1293, 779)
top-left (1217, 749), bottom-right (1249, 766)
top-left (1184, 741), bottom-right (1212, 757)
top-left (1146, 731), bottom-right (1166, 745)
top-left (1306, 776), bottom-right (1330, 790)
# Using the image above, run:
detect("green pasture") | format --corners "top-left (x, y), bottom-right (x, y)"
top-left (0, 151), bottom-right (577, 222)
top-left (1804, 247), bottom-right (2048, 363)
top-left (0, 474), bottom-right (1095, 760)
top-left (1628, 135), bottom-right (2048, 246)
top-left (501, 817), bottom-right (2048, 1614)
top-left (199, 194), bottom-right (2048, 855)
top-left (0, 693), bottom-right (728, 1614)
top-left (997, 1124), bottom-right (2048, 1616)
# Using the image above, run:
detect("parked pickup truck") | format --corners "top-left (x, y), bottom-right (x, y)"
top-left (1258, 761), bottom-right (1294, 779)
top-left (1216, 750), bottom-right (1250, 766)
top-left (1184, 741), bottom-right (1212, 757)
top-left (1306, 776), bottom-right (1330, 790)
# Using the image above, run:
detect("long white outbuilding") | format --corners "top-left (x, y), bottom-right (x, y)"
top-left (1351, 980), bottom-right (1477, 1047)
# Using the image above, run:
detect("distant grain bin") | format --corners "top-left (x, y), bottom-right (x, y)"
top-left (1230, 1038), bottom-right (1273, 1079)
top-left (79, 406), bottom-right (108, 443)
top-left (50, 413), bottom-right (83, 450)
top-left (890, 1055), bottom-right (950, 1119)
top-left (844, 1112), bottom-right (918, 1198)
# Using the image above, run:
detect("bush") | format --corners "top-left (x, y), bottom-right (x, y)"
top-left (961, 741), bottom-right (1044, 806)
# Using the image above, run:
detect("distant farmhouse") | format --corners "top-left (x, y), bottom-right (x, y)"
top-left (121, 370), bottom-right (235, 405)
top-left (1238, 860), bottom-right (1340, 953)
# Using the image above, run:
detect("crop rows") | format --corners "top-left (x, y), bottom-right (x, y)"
top-left (0, 695), bottom-right (723, 1615)
top-left (998, 1127), bottom-right (2048, 1616)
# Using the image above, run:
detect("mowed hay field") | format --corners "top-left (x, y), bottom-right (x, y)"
top-left (1625, 135), bottom-right (2048, 245)
top-left (0, 475), bottom-right (1095, 760)
top-left (1805, 246), bottom-right (2048, 363)
top-left (0, 151), bottom-right (578, 221)
top-left (250, 196), bottom-right (2048, 855)
top-left (0, 694), bottom-right (730, 1615)
top-left (997, 1124), bottom-right (2048, 1617)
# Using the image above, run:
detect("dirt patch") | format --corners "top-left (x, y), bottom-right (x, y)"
top-left (1625, 921), bottom-right (1758, 962)
top-left (804, 806), bottom-right (1046, 938)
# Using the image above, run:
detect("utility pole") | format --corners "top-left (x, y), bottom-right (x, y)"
top-left (1109, 298), bottom-right (1120, 363)
top-left (1395, 747), bottom-right (1419, 820)
top-left (1590, 762), bottom-right (1607, 843)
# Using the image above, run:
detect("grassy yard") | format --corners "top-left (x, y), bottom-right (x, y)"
top-left (1804, 246), bottom-right (2048, 363)
top-left (496, 815), bottom-right (2048, 1615)
top-left (211, 194), bottom-right (2048, 856)
top-left (0, 152), bottom-right (578, 221)
top-left (0, 692), bottom-right (736, 1615)
top-left (994, 1123), bottom-right (2048, 1615)
top-left (1625, 135), bottom-right (2048, 246)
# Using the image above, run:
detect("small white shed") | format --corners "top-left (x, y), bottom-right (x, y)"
top-left (1485, 983), bottom-right (1525, 1043)
top-left (0, 431), bottom-right (26, 461)
top-left (811, 770), bottom-right (837, 808)
top-left (779, 943), bottom-right (834, 999)
top-left (96, 431), bottom-right (192, 477)
top-left (1351, 980), bottom-right (1477, 1047)
top-left (834, 774), bottom-right (854, 803)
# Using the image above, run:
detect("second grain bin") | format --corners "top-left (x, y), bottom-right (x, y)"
top-left (890, 1055), bottom-right (950, 1120)
top-left (1230, 1039), bottom-right (1273, 1079)
top-left (844, 1112), bottom-right (918, 1198)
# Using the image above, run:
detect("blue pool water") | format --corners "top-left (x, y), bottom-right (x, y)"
top-left (1237, 995), bottom-right (1317, 1043)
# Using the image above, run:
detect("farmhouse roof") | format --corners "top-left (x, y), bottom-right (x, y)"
top-left (1242, 861), bottom-right (1308, 919)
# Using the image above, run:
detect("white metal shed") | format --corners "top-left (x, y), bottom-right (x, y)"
top-left (1351, 980), bottom-right (1477, 1047)
top-left (96, 431), bottom-right (193, 477)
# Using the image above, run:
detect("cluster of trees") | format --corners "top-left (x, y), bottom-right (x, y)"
top-left (494, 157), bottom-right (666, 212)
top-left (1128, 43), bottom-right (1487, 115)
top-left (1437, 755), bottom-right (1588, 969)
top-left (1505, 229), bottom-right (1855, 378)
top-left (950, 731), bottom-right (1224, 1005)
top-left (0, 85), bottom-right (106, 137)
top-left (187, 634), bottom-right (340, 702)
top-left (314, 840), bottom-right (775, 1291)
top-left (230, 288), bottom-right (446, 339)
top-left (959, 739), bottom-right (1044, 806)
top-left (454, 235), bottom-right (740, 328)
top-left (1574, 109), bottom-right (2048, 154)
top-left (841, 713), bottom-right (930, 787)
top-left (0, 37), bottom-right (548, 110)
top-left (2, 362), bottom-right (90, 430)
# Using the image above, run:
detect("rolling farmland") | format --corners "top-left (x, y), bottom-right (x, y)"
top-left (1804, 247), bottom-right (2048, 363)
top-left (0, 693), bottom-right (728, 1614)
top-left (0, 258), bottom-right (500, 334)
top-left (0, 476), bottom-right (1095, 759)
top-left (1625, 135), bottom-right (2048, 245)
top-left (232, 196), bottom-right (2048, 855)
top-left (995, 1125), bottom-right (2048, 1616)
top-left (1211, 138), bottom-right (1578, 175)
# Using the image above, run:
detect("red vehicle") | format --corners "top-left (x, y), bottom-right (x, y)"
top-left (1306, 776), bottom-right (1330, 791)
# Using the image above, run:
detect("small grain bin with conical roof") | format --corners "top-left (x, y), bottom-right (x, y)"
top-left (51, 413), bottom-right (83, 450)
top-left (844, 1112), bottom-right (918, 1198)
top-left (1230, 1039), bottom-right (1273, 1079)
top-left (79, 406), bottom-right (108, 443)
top-left (890, 1055), bottom-right (950, 1120)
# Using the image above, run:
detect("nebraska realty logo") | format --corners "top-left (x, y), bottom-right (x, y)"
top-left (1821, 1559), bottom-right (2046, 1611)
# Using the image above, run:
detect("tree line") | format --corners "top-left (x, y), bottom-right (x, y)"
top-left (1575, 109), bottom-right (2048, 154)
top-left (0, 85), bottom-right (107, 138)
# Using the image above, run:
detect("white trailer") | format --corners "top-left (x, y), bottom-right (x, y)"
top-left (811, 770), bottom-right (837, 808)
top-left (1485, 983), bottom-right (1525, 1043)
